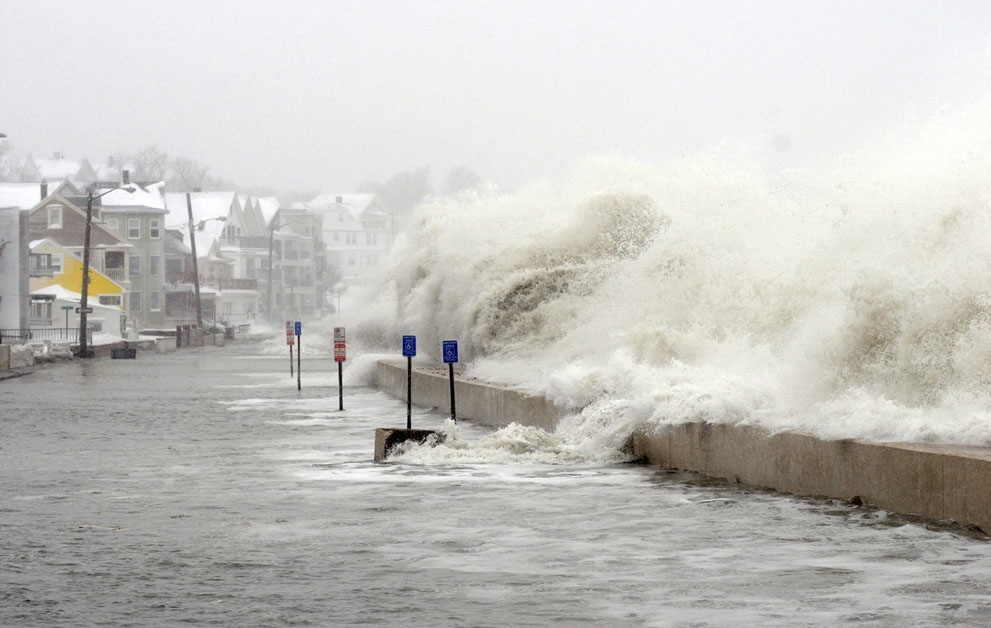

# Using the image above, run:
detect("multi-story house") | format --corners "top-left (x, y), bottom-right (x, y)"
top-left (163, 191), bottom-right (259, 327)
top-left (264, 206), bottom-right (326, 321)
top-left (304, 194), bottom-right (393, 286)
top-left (27, 188), bottom-right (132, 317)
top-left (24, 179), bottom-right (181, 334)
top-left (163, 228), bottom-right (197, 327)
top-left (99, 182), bottom-right (169, 331)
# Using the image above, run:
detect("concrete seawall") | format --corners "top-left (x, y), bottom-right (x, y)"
top-left (372, 359), bottom-right (991, 532)
top-left (372, 359), bottom-right (565, 432)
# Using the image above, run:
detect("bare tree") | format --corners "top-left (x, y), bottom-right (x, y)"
top-left (128, 145), bottom-right (170, 182)
top-left (442, 166), bottom-right (482, 195)
top-left (170, 156), bottom-right (212, 191)
top-left (360, 166), bottom-right (433, 217)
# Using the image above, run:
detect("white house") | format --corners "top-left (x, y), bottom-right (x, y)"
top-left (304, 193), bottom-right (393, 286)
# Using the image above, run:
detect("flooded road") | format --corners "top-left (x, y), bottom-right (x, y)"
top-left (3, 342), bottom-right (991, 626)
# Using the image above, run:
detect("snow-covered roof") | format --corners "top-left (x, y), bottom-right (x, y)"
top-left (306, 193), bottom-right (379, 221)
top-left (32, 283), bottom-right (81, 301)
top-left (257, 196), bottom-right (281, 226)
top-left (163, 191), bottom-right (237, 229)
top-left (32, 156), bottom-right (81, 181)
top-left (101, 181), bottom-right (166, 210)
top-left (29, 237), bottom-right (70, 253)
top-left (0, 182), bottom-right (47, 209)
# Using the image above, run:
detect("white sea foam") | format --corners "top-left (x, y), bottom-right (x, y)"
top-left (347, 97), bottom-right (991, 447)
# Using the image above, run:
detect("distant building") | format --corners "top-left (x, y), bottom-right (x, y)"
top-left (163, 191), bottom-right (262, 327)
top-left (304, 194), bottom-right (393, 286)
top-left (265, 206), bottom-right (327, 321)
top-left (18, 153), bottom-right (124, 187)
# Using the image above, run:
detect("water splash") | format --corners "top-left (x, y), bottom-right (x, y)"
top-left (352, 97), bottom-right (991, 448)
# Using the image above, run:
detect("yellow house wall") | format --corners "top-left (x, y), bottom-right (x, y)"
top-left (29, 250), bottom-right (123, 305)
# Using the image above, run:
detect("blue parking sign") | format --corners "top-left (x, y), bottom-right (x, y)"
top-left (402, 335), bottom-right (416, 357)
top-left (295, 321), bottom-right (301, 336)
top-left (442, 340), bottom-right (459, 364)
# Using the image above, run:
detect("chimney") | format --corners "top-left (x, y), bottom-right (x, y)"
top-left (122, 169), bottom-right (130, 185)
top-left (336, 196), bottom-right (343, 204)
top-left (40, 182), bottom-right (48, 200)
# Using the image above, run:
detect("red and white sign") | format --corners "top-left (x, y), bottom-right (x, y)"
top-left (334, 326), bottom-right (346, 362)
top-left (286, 320), bottom-right (295, 346)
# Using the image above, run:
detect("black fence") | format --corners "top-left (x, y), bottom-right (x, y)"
top-left (0, 328), bottom-right (81, 344)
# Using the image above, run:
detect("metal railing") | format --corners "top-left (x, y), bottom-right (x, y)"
top-left (0, 328), bottom-right (82, 344)
top-left (202, 278), bottom-right (259, 291)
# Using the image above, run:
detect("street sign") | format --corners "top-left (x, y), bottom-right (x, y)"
top-left (286, 320), bottom-right (294, 345)
top-left (402, 335), bottom-right (416, 357)
top-left (61, 305), bottom-right (74, 311)
top-left (76, 307), bottom-right (93, 314)
top-left (334, 326), bottom-right (346, 362)
top-left (295, 321), bottom-right (302, 336)
top-left (442, 340), bottom-right (459, 364)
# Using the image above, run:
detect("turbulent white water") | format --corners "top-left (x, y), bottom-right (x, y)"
top-left (349, 98), bottom-right (991, 448)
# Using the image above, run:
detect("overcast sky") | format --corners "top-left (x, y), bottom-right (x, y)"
top-left (2, 0), bottom-right (989, 194)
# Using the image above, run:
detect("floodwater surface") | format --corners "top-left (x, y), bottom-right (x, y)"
top-left (2, 343), bottom-right (991, 626)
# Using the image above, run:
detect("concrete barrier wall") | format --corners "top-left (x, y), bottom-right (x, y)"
top-left (372, 360), bottom-right (566, 432)
top-left (0, 345), bottom-right (10, 371)
top-left (630, 423), bottom-right (991, 532)
top-left (372, 359), bottom-right (991, 532)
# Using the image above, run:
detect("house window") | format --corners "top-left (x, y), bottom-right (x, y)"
top-left (130, 291), bottom-right (141, 312)
top-left (48, 206), bottom-right (62, 229)
top-left (150, 255), bottom-right (161, 276)
top-left (129, 255), bottom-right (141, 276)
top-left (333, 232), bottom-right (339, 242)
top-left (149, 219), bottom-right (160, 239)
top-left (99, 295), bottom-right (122, 307)
top-left (30, 300), bottom-right (53, 320)
top-left (28, 253), bottom-right (63, 275)
top-left (348, 254), bottom-right (355, 267)
top-left (30, 253), bottom-right (52, 272)
top-left (106, 218), bottom-right (120, 234)
top-left (128, 218), bottom-right (141, 239)
top-left (150, 292), bottom-right (161, 311)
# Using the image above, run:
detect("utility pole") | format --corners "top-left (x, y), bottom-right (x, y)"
top-left (267, 209), bottom-right (280, 323)
top-left (79, 173), bottom-right (134, 357)
top-left (186, 192), bottom-right (203, 328)
top-left (78, 191), bottom-right (96, 357)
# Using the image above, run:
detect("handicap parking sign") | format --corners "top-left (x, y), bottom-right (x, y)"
top-left (442, 340), bottom-right (459, 364)
top-left (402, 335), bottom-right (417, 357)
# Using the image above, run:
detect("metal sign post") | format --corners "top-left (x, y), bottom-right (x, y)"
top-left (61, 305), bottom-right (73, 332)
top-left (295, 321), bottom-right (302, 391)
top-left (402, 335), bottom-right (416, 429)
top-left (286, 320), bottom-right (295, 377)
top-left (443, 340), bottom-right (459, 422)
top-left (334, 327), bottom-right (346, 411)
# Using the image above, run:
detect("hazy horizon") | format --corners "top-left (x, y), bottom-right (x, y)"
top-left (2, 1), bottom-right (989, 193)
